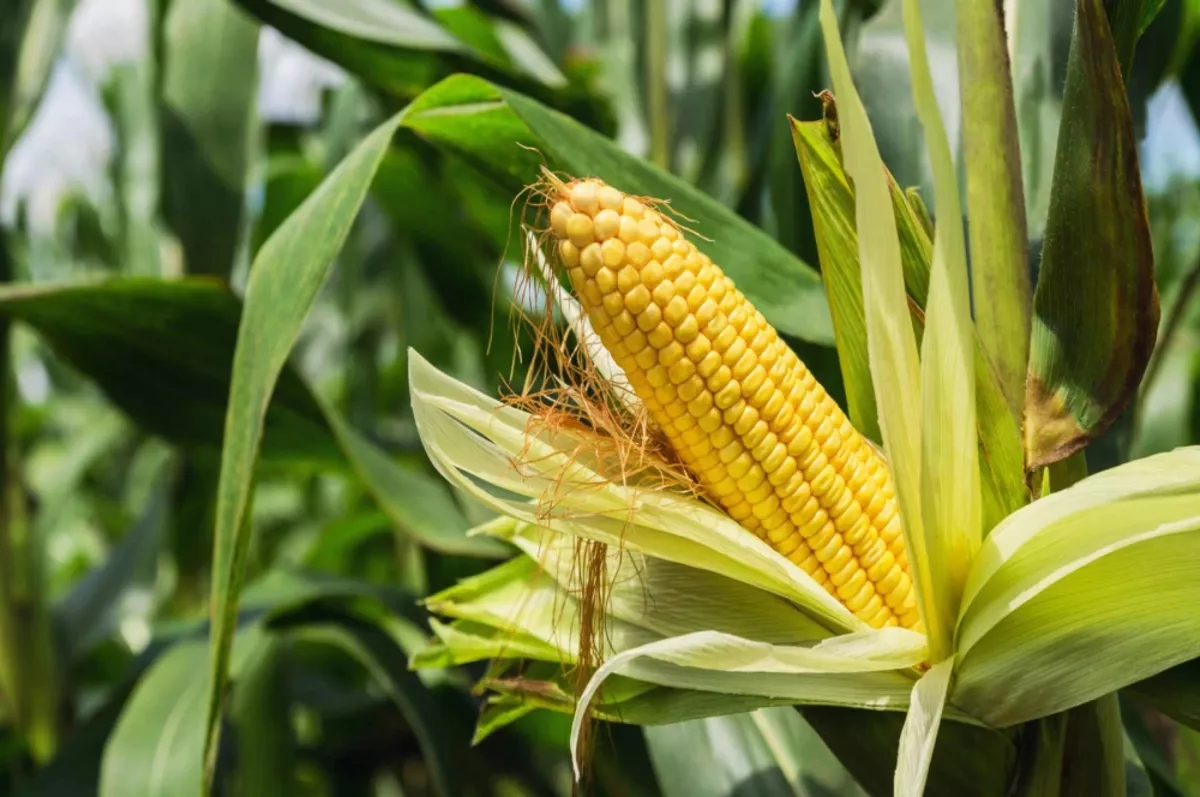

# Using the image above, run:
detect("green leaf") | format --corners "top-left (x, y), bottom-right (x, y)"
top-left (790, 114), bottom-right (1026, 535)
top-left (251, 155), bottom-right (324, 256)
top-left (0, 277), bottom-right (502, 562)
top-left (161, 0), bottom-right (260, 277)
top-left (54, 471), bottom-right (166, 660)
top-left (0, 279), bottom-right (339, 464)
top-left (894, 658), bottom-right (953, 797)
top-left (402, 74), bottom-right (833, 344)
top-left (644, 707), bottom-right (865, 797)
top-left (288, 619), bottom-right (463, 797)
top-left (319, 397), bottom-right (509, 557)
top-left (955, 447), bottom-right (1200, 727)
top-left (0, 0), bottom-right (72, 153)
top-left (1024, 0), bottom-right (1160, 470)
top-left (230, 0), bottom-right (560, 99)
top-left (1008, 0), bottom-right (1068, 240)
top-left (99, 641), bottom-right (210, 797)
top-left (431, 6), bottom-right (565, 88)
top-left (901, 0), bottom-right (980, 648)
top-left (227, 638), bottom-right (294, 797)
top-left (956, 0), bottom-right (1031, 423)
top-left (1128, 658), bottom-right (1200, 731)
top-left (202, 109), bottom-right (406, 785)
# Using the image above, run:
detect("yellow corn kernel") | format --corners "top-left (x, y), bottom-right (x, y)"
top-left (546, 176), bottom-right (920, 631)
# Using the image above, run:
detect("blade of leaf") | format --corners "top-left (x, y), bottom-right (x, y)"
top-left (289, 619), bottom-right (463, 797)
top-left (202, 109), bottom-right (405, 786)
top-left (317, 396), bottom-right (509, 558)
top-left (0, 279), bottom-right (340, 463)
top-left (1025, 0), bottom-right (1160, 470)
top-left (894, 658), bottom-right (953, 797)
top-left (818, 0), bottom-right (937, 640)
top-left (99, 641), bottom-right (211, 797)
top-left (54, 470), bottom-right (167, 660)
top-left (402, 74), bottom-right (833, 344)
top-left (161, 0), bottom-right (260, 278)
top-left (231, 0), bottom-right (563, 99)
top-left (957, 0), bottom-right (1031, 422)
top-left (955, 505), bottom-right (1200, 727)
top-left (902, 0), bottom-right (980, 645)
top-left (0, 0), bottom-right (72, 154)
top-left (227, 637), bottom-right (294, 796)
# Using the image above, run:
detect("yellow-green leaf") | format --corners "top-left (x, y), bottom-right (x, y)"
top-left (902, 0), bottom-right (980, 639)
top-left (894, 658), bottom-right (953, 797)
top-left (954, 448), bottom-right (1200, 727)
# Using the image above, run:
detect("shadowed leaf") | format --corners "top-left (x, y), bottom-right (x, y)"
top-left (1025, 0), bottom-right (1159, 470)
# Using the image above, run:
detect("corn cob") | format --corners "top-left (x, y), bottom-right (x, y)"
top-left (544, 176), bottom-right (920, 630)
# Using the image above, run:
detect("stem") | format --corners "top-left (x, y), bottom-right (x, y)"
top-left (646, 0), bottom-right (669, 170)
top-left (957, 0), bottom-right (1031, 423)
top-left (0, 233), bottom-right (57, 764)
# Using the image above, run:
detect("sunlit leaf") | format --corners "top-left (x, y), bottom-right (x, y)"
top-left (894, 658), bottom-right (953, 797)
top-left (955, 448), bottom-right (1200, 727)
top-left (203, 109), bottom-right (406, 785)
top-left (902, 0), bottom-right (980, 638)
top-left (231, 0), bottom-right (563, 99)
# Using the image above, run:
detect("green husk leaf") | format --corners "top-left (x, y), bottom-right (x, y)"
top-left (894, 658), bottom-right (953, 797)
top-left (1025, 0), bottom-right (1160, 470)
top-left (501, 523), bottom-right (828, 645)
top-left (789, 112), bottom-right (931, 443)
top-left (954, 449), bottom-right (1200, 727)
top-left (409, 351), bottom-right (859, 632)
top-left (902, 0), bottom-right (980, 648)
top-left (956, 0), bottom-right (1031, 422)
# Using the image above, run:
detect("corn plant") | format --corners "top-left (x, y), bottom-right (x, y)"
top-left (406, 0), bottom-right (1200, 794)
top-left (3, 0), bottom-right (1200, 796)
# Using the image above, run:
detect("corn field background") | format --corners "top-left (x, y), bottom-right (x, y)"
top-left (1, 0), bottom-right (1200, 795)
